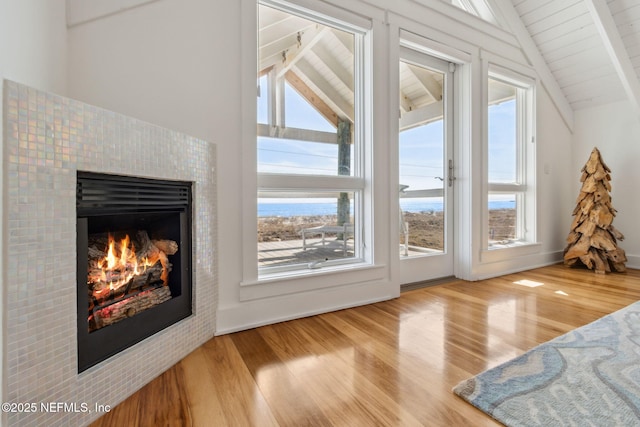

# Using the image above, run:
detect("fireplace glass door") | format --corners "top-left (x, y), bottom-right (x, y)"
top-left (77, 172), bottom-right (192, 372)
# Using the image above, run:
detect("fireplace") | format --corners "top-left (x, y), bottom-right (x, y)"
top-left (76, 172), bottom-right (193, 372)
top-left (4, 79), bottom-right (215, 426)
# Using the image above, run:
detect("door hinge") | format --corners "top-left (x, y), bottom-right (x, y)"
top-left (448, 159), bottom-right (456, 187)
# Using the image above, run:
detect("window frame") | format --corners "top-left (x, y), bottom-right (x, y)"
top-left (255, 0), bottom-right (372, 279)
top-left (485, 64), bottom-right (537, 251)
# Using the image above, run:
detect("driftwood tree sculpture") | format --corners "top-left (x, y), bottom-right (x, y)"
top-left (563, 147), bottom-right (626, 273)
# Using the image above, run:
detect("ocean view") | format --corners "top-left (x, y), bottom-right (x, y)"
top-left (258, 199), bottom-right (515, 217)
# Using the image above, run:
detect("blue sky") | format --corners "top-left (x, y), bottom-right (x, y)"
top-left (399, 122), bottom-right (444, 192)
top-left (258, 78), bottom-right (340, 175)
top-left (488, 100), bottom-right (516, 183)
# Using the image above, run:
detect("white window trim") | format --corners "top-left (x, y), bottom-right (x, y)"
top-left (482, 62), bottom-right (538, 258)
top-left (399, 29), bottom-right (472, 64)
top-left (252, 0), bottom-right (375, 282)
top-left (240, 263), bottom-right (386, 301)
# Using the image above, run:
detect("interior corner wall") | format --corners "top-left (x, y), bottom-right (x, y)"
top-left (66, 0), bottom-right (246, 335)
top-left (536, 87), bottom-right (574, 255)
top-left (573, 100), bottom-right (640, 269)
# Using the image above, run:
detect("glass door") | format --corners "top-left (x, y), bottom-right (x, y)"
top-left (398, 48), bottom-right (454, 284)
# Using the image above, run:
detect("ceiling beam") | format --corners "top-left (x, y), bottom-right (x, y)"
top-left (399, 89), bottom-right (414, 113)
top-left (276, 27), bottom-right (329, 79)
top-left (400, 101), bottom-right (444, 131)
top-left (257, 123), bottom-right (337, 144)
top-left (485, 0), bottom-right (575, 132)
top-left (584, 0), bottom-right (640, 122)
top-left (285, 70), bottom-right (339, 127)
top-left (399, 84), bottom-right (512, 131)
top-left (294, 58), bottom-right (354, 122)
top-left (259, 24), bottom-right (323, 73)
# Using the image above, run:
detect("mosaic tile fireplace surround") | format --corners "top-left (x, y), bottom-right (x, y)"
top-left (2, 80), bottom-right (217, 426)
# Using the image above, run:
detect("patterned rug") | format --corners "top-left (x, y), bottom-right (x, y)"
top-left (453, 301), bottom-right (640, 426)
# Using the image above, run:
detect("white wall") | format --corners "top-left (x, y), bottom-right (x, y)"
top-left (537, 88), bottom-right (575, 255)
top-left (0, 0), bottom-right (67, 94)
top-left (65, 0), bottom-right (574, 334)
top-left (1, 1), bottom-right (67, 421)
top-left (67, 0), bottom-right (229, 142)
top-left (573, 100), bottom-right (640, 268)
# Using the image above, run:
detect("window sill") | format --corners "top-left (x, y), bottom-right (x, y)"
top-left (480, 241), bottom-right (541, 263)
top-left (240, 262), bottom-right (386, 301)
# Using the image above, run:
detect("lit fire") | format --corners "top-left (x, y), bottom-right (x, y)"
top-left (89, 234), bottom-right (165, 300)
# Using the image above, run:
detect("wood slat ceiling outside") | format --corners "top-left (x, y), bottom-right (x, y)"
top-left (259, 4), bottom-right (447, 131)
top-left (259, 5), bottom-right (356, 126)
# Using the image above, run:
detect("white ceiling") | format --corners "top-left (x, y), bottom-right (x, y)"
top-left (509, 0), bottom-right (640, 111)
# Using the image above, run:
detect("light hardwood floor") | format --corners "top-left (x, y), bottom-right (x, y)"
top-left (90, 264), bottom-right (640, 426)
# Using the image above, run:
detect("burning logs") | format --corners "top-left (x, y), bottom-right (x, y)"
top-left (87, 230), bottom-right (177, 329)
top-left (563, 147), bottom-right (626, 273)
top-left (90, 285), bottom-right (172, 331)
top-left (88, 264), bottom-right (163, 298)
top-left (151, 239), bottom-right (178, 256)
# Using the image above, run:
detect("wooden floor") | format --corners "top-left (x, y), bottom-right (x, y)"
top-left (90, 264), bottom-right (640, 426)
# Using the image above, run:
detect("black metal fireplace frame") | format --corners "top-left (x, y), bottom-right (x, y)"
top-left (76, 171), bottom-right (193, 373)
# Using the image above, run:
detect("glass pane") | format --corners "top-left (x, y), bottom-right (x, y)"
top-left (258, 136), bottom-right (344, 175)
top-left (488, 193), bottom-right (516, 244)
top-left (257, 74), bottom-right (268, 124)
top-left (488, 78), bottom-right (517, 183)
top-left (400, 196), bottom-right (444, 253)
top-left (399, 60), bottom-right (445, 256)
top-left (258, 192), bottom-right (357, 268)
top-left (257, 4), bottom-right (354, 177)
top-left (284, 82), bottom-right (336, 132)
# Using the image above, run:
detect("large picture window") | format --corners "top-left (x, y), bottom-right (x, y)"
top-left (487, 70), bottom-right (536, 248)
top-left (257, 2), bottom-right (367, 275)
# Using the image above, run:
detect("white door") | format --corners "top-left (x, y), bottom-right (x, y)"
top-left (398, 49), bottom-right (455, 284)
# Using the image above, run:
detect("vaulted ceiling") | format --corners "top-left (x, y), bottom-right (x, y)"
top-left (512, 0), bottom-right (627, 110)
top-left (466, 0), bottom-right (640, 128)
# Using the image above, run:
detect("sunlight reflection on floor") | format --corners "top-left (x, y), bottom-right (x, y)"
top-left (513, 279), bottom-right (544, 288)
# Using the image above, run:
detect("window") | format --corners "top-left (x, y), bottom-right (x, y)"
top-left (487, 71), bottom-right (535, 248)
top-left (449, 0), bottom-right (501, 27)
top-left (257, 2), bottom-right (367, 275)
